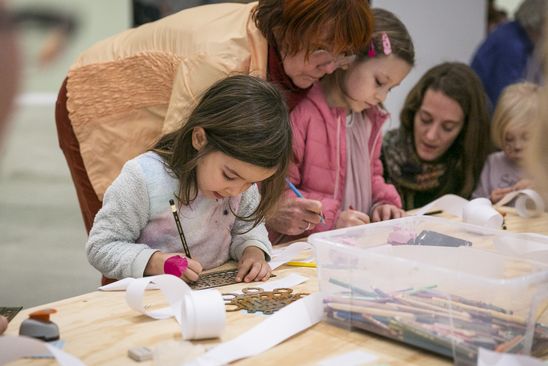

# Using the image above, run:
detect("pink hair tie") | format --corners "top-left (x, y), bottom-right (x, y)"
top-left (367, 42), bottom-right (376, 58)
top-left (164, 255), bottom-right (189, 277)
top-left (382, 32), bottom-right (392, 55)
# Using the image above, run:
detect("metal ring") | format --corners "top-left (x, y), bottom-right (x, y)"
top-left (305, 222), bottom-right (311, 231)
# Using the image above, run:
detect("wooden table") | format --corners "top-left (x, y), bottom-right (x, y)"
top-left (6, 209), bottom-right (548, 366)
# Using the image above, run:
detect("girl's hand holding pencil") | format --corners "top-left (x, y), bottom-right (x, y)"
top-left (145, 252), bottom-right (203, 282)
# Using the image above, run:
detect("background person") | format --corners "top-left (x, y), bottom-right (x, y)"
top-left (472, 82), bottom-right (538, 202)
top-left (471, 0), bottom-right (547, 105)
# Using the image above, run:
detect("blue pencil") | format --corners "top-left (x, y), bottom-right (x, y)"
top-left (285, 178), bottom-right (325, 224)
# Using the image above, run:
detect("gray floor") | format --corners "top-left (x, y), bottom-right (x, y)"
top-left (0, 102), bottom-right (98, 309)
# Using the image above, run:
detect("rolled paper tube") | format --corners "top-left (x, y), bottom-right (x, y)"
top-left (462, 198), bottom-right (503, 229)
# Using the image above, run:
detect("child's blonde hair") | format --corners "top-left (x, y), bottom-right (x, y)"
top-left (491, 82), bottom-right (541, 149)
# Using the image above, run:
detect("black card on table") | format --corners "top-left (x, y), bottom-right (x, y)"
top-left (189, 269), bottom-right (276, 290)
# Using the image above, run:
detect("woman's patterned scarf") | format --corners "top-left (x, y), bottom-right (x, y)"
top-left (383, 129), bottom-right (448, 204)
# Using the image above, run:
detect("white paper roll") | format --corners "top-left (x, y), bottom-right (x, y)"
top-left (184, 292), bottom-right (323, 366)
top-left (180, 289), bottom-right (225, 340)
top-left (496, 189), bottom-right (545, 218)
top-left (462, 198), bottom-right (503, 229)
top-left (126, 275), bottom-right (225, 340)
top-left (416, 195), bottom-right (504, 229)
top-left (0, 335), bottom-right (85, 366)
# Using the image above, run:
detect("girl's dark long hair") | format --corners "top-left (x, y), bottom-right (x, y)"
top-left (153, 75), bottom-right (292, 229)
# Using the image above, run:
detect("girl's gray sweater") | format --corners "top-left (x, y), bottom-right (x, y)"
top-left (86, 152), bottom-right (272, 280)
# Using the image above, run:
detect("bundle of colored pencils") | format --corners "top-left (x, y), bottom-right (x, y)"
top-left (324, 279), bottom-right (548, 364)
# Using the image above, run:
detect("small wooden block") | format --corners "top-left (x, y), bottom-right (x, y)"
top-left (128, 346), bottom-right (153, 362)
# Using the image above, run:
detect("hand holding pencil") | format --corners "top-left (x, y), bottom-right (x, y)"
top-left (144, 251), bottom-right (203, 282)
top-left (265, 179), bottom-right (324, 235)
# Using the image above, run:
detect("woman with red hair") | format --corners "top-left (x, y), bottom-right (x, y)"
top-left (56, 0), bottom-right (374, 233)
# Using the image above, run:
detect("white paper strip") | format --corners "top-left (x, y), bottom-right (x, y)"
top-left (0, 335), bottom-right (85, 366)
top-left (184, 292), bottom-right (323, 366)
top-left (126, 275), bottom-right (225, 340)
top-left (269, 241), bottom-right (313, 270)
top-left (415, 195), bottom-right (503, 229)
top-left (414, 194), bottom-right (469, 217)
top-left (478, 348), bottom-right (546, 366)
top-left (495, 189), bottom-right (545, 218)
top-left (98, 277), bottom-right (159, 291)
top-left (462, 198), bottom-right (503, 229)
top-left (316, 350), bottom-right (378, 366)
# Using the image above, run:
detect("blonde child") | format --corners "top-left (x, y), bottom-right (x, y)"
top-left (86, 75), bottom-right (292, 283)
top-left (472, 82), bottom-right (539, 203)
top-left (268, 8), bottom-right (414, 238)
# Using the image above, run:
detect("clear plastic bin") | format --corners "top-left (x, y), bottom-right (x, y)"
top-left (309, 216), bottom-right (548, 365)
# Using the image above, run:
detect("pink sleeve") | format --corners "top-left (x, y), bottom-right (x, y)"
top-left (287, 101), bottom-right (341, 232)
top-left (288, 104), bottom-right (307, 187)
top-left (371, 135), bottom-right (402, 209)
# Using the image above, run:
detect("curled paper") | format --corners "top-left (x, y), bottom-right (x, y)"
top-left (495, 189), bottom-right (545, 218)
top-left (98, 277), bottom-right (159, 291)
top-left (269, 241), bottom-right (313, 270)
top-left (414, 194), bottom-right (469, 217)
top-left (184, 292), bottom-right (323, 366)
top-left (126, 275), bottom-right (225, 340)
top-left (416, 195), bottom-right (503, 229)
top-left (0, 335), bottom-right (84, 366)
top-left (462, 198), bottom-right (503, 229)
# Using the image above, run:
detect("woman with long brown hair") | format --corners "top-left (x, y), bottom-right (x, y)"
top-left (382, 62), bottom-right (492, 210)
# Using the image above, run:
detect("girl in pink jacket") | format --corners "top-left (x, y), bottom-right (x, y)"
top-left (271, 9), bottom-right (415, 238)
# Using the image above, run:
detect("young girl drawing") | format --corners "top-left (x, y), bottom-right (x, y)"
top-left (86, 75), bottom-right (292, 283)
top-left (270, 8), bottom-right (414, 237)
top-left (472, 82), bottom-right (539, 202)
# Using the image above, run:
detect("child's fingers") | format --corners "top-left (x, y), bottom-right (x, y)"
top-left (353, 210), bottom-right (370, 224)
top-left (257, 264), bottom-right (271, 281)
top-left (187, 259), bottom-right (203, 275)
top-left (382, 206), bottom-right (395, 221)
top-left (236, 260), bottom-right (252, 282)
top-left (382, 206), bottom-right (402, 221)
top-left (182, 269), bottom-right (200, 282)
top-left (372, 208), bottom-right (381, 222)
top-left (243, 262), bottom-right (262, 283)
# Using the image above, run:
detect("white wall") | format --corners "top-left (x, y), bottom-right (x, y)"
top-left (372, 0), bottom-right (487, 131)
